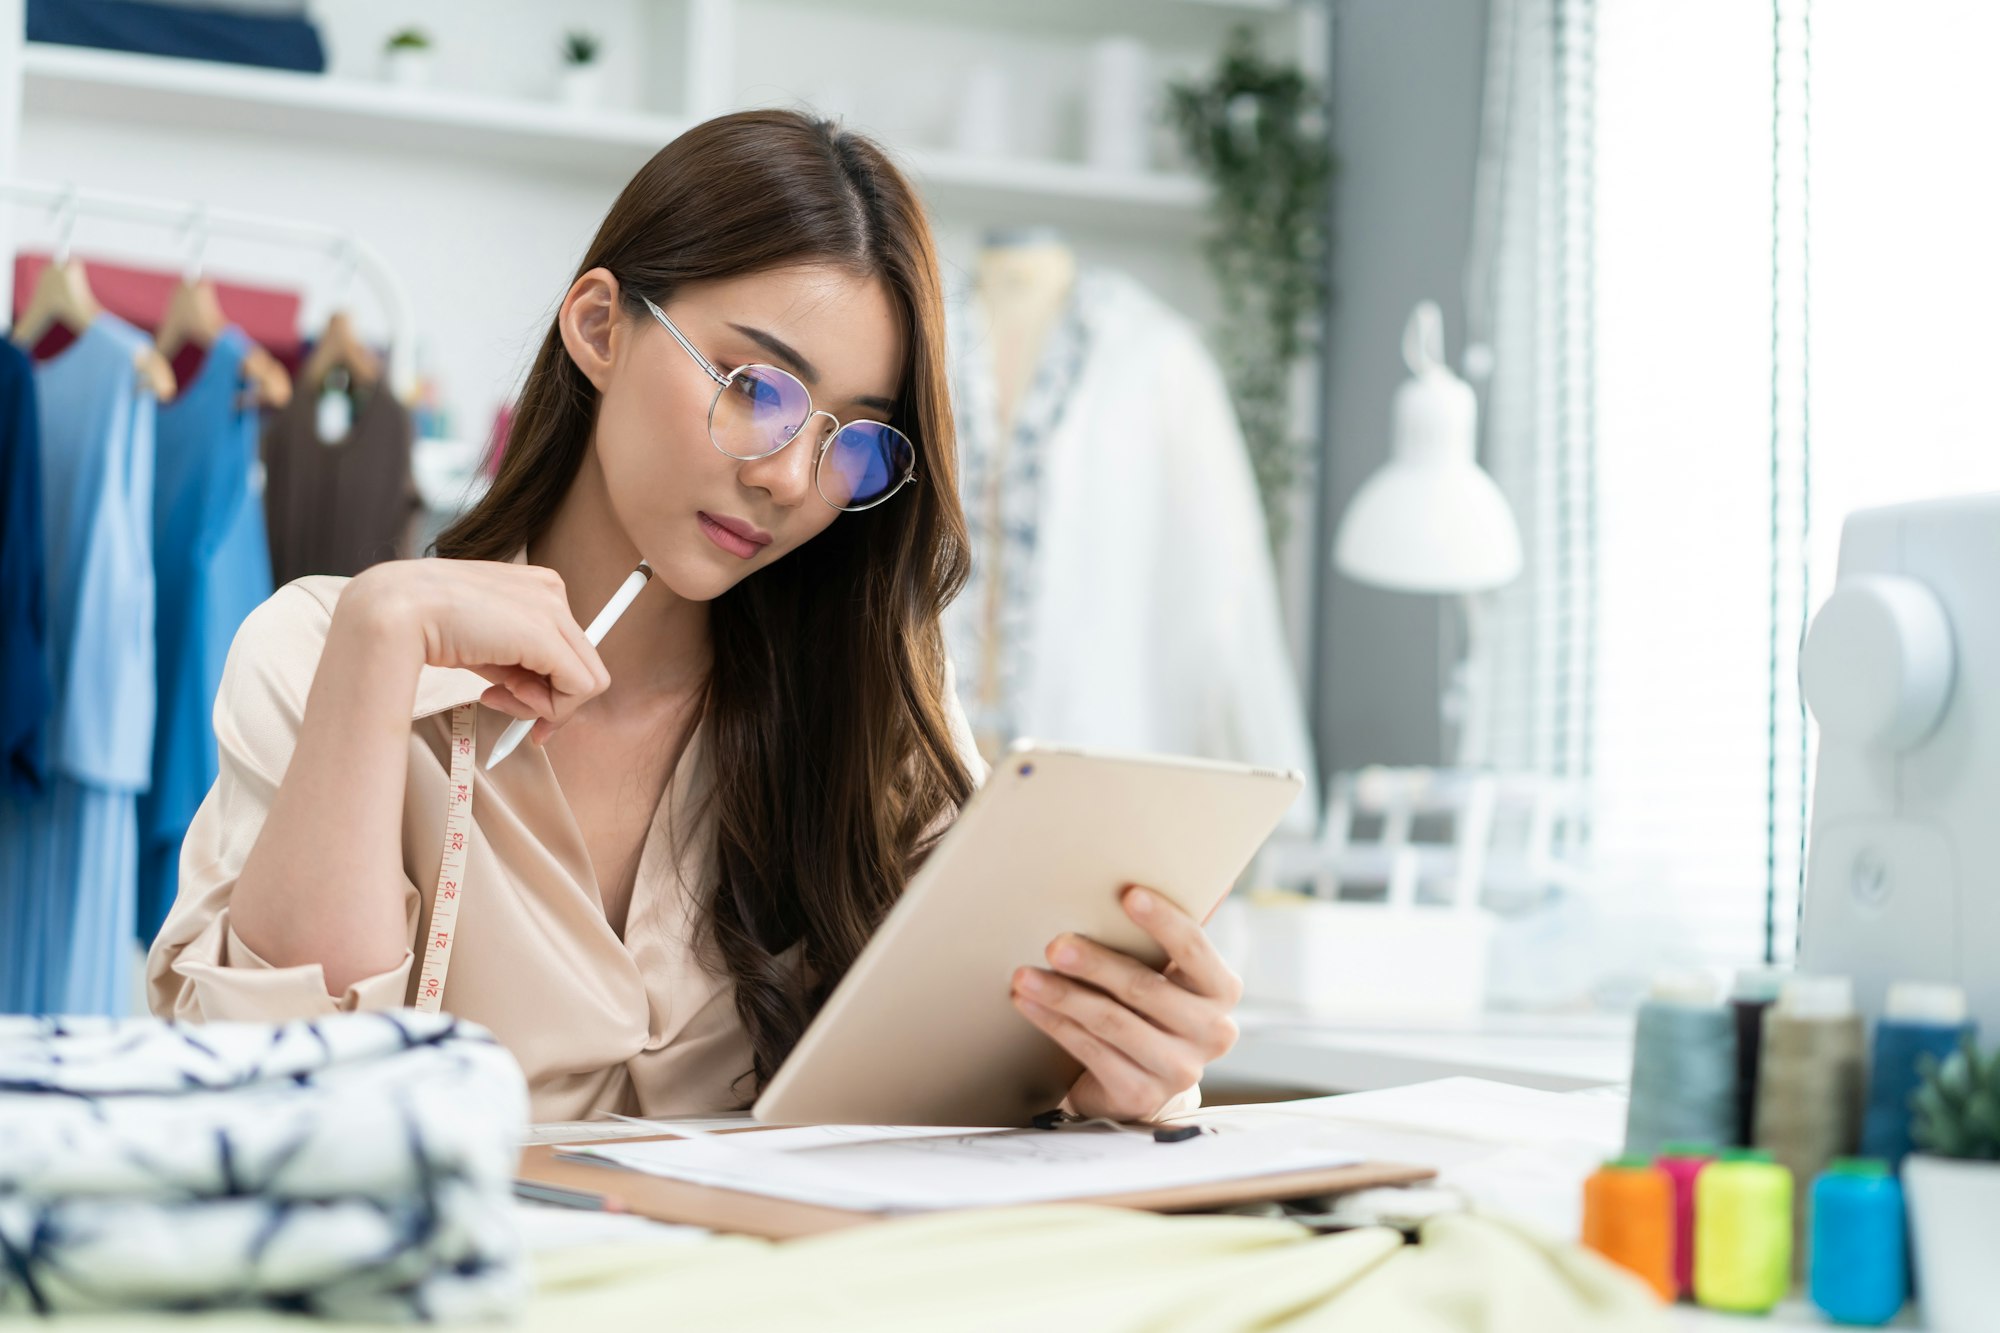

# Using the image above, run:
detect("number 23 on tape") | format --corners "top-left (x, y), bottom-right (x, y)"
top-left (416, 702), bottom-right (476, 1014)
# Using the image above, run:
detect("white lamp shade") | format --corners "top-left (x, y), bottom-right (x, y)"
top-left (1334, 300), bottom-right (1524, 594)
top-left (1335, 456), bottom-right (1523, 592)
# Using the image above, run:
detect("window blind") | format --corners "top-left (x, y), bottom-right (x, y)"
top-left (1479, 0), bottom-right (2000, 983)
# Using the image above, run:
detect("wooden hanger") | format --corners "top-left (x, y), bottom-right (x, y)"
top-left (12, 254), bottom-right (102, 349)
top-left (156, 275), bottom-right (293, 409)
top-left (301, 309), bottom-right (383, 394)
top-left (12, 255), bottom-right (176, 401)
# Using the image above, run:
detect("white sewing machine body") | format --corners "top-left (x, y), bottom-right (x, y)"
top-left (1800, 492), bottom-right (2000, 1034)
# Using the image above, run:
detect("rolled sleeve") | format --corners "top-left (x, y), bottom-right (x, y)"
top-left (146, 581), bottom-right (421, 1022)
top-left (162, 905), bottom-right (415, 1021)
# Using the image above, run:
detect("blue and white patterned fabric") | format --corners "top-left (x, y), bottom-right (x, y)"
top-left (0, 1010), bottom-right (529, 1320)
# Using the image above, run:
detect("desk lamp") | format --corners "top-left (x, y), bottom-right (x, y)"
top-left (1334, 301), bottom-right (1522, 768)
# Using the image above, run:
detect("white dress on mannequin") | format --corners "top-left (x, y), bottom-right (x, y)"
top-left (946, 262), bottom-right (1318, 829)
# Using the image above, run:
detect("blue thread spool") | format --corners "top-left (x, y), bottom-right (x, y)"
top-left (1625, 971), bottom-right (1739, 1159)
top-left (1861, 982), bottom-right (1974, 1170)
top-left (1809, 1158), bottom-right (1907, 1325)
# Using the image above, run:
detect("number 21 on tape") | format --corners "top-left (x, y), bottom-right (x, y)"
top-left (416, 702), bottom-right (476, 1014)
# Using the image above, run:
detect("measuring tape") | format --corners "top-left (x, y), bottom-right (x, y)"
top-left (414, 701), bottom-right (476, 1014)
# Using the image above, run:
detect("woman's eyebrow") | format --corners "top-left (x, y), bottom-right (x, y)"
top-left (727, 322), bottom-right (897, 414)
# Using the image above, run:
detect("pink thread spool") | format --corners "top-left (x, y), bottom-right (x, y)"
top-left (1656, 1142), bottom-right (1717, 1299)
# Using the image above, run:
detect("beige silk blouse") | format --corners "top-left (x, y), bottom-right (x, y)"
top-left (146, 566), bottom-right (990, 1123)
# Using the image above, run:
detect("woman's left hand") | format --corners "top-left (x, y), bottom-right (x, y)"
top-left (1010, 885), bottom-right (1243, 1121)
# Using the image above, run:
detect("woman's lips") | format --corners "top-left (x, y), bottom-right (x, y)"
top-left (698, 511), bottom-right (771, 560)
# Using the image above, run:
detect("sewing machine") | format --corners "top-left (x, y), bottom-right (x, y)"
top-left (1800, 492), bottom-right (1999, 1034)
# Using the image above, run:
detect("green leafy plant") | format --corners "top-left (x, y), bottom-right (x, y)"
top-left (385, 27), bottom-right (430, 52)
top-left (1167, 27), bottom-right (1333, 549)
top-left (562, 31), bottom-right (601, 67)
top-left (1912, 1035), bottom-right (2000, 1160)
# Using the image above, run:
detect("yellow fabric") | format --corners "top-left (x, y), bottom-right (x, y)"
top-left (35, 1206), bottom-right (1667, 1332)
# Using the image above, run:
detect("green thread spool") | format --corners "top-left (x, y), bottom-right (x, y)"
top-left (1694, 1148), bottom-right (1793, 1313)
top-left (1754, 975), bottom-right (1865, 1271)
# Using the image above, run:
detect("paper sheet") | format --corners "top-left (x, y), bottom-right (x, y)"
top-left (564, 1123), bottom-right (1362, 1213)
top-left (524, 1114), bottom-right (755, 1145)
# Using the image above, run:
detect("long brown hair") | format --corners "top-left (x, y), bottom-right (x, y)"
top-left (437, 109), bottom-right (975, 1094)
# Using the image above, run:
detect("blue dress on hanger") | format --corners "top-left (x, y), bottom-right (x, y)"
top-left (0, 314), bottom-right (157, 1016)
top-left (137, 327), bottom-right (273, 945)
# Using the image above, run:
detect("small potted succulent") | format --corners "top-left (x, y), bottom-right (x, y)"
top-left (1906, 1036), bottom-right (2000, 1333)
top-left (382, 27), bottom-right (433, 90)
top-left (557, 31), bottom-right (603, 110)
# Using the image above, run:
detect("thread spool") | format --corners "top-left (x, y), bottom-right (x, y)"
top-left (1656, 1141), bottom-right (1717, 1300)
top-left (1808, 1158), bottom-right (1907, 1326)
top-left (1731, 966), bottom-right (1787, 1147)
top-left (1625, 971), bottom-right (1739, 1158)
top-left (1755, 975), bottom-right (1865, 1267)
top-left (1582, 1157), bottom-right (1675, 1302)
top-left (1694, 1148), bottom-right (1793, 1313)
top-left (1861, 982), bottom-right (1974, 1170)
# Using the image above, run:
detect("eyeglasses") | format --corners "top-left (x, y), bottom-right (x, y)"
top-left (638, 294), bottom-right (917, 512)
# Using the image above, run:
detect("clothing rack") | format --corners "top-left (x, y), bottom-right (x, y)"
top-left (0, 176), bottom-right (418, 399)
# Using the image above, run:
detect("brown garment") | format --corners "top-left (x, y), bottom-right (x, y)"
top-left (261, 378), bottom-right (419, 585)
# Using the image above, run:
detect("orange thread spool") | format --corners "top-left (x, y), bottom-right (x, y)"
top-left (1583, 1156), bottom-right (1676, 1301)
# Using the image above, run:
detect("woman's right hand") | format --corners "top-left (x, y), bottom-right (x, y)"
top-left (343, 559), bottom-right (613, 746)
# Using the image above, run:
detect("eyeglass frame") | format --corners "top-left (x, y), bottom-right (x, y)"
top-left (636, 293), bottom-right (918, 512)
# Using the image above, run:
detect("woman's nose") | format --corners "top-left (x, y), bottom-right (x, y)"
top-left (739, 413), bottom-right (833, 508)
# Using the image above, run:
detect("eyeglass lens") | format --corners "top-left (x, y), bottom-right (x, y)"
top-left (709, 363), bottom-right (911, 509)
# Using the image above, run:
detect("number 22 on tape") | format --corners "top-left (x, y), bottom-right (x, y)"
top-left (416, 702), bottom-right (476, 1014)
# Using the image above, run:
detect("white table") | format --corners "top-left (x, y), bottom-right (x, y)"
top-left (1210, 1007), bottom-right (1634, 1094)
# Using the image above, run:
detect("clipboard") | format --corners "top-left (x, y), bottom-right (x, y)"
top-left (517, 1132), bottom-right (1436, 1240)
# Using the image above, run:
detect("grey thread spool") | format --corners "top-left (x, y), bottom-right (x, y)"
top-left (1624, 971), bottom-right (1739, 1158)
top-left (1754, 975), bottom-right (1866, 1274)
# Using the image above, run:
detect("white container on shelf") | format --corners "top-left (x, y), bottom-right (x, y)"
top-left (954, 63), bottom-right (1013, 159)
top-left (382, 47), bottom-right (433, 90)
top-left (1084, 36), bottom-right (1151, 173)
top-left (1238, 893), bottom-right (1496, 1023)
top-left (557, 63), bottom-right (603, 110)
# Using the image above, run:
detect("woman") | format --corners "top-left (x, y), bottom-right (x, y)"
top-left (148, 110), bottom-right (1242, 1124)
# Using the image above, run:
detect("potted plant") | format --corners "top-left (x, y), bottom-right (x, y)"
top-left (1166, 28), bottom-right (1332, 549)
top-left (1906, 1035), bottom-right (2000, 1333)
top-left (557, 31), bottom-right (603, 110)
top-left (382, 27), bottom-right (432, 89)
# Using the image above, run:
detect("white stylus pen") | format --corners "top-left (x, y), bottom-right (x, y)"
top-left (484, 561), bottom-right (653, 770)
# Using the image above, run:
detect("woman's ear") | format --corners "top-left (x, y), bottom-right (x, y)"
top-left (558, 267), bottom-right (623, 391)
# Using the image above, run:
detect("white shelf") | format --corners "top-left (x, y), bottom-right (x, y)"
top-left (22, 43), bottom-right (689, 178)
top-left (746, 0), bottom-right (1298, 44)
top-left (21, 43), bottom-right (1211, 230)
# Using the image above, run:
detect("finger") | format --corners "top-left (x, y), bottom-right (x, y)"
top-left (478, 684), bottom-right (541, 721)
top-left (546, 596), bottom-right (612, 698)
top-left (1044, 934), bottom-right (1216, 1043)
top-left (1013, 967), bottom-right (1201, 1091)
top-left (1123, 886), bottom-right (1242, 1004)
top-left (1012, 993), bottom-right (1166, 1117)
top-left (473, 666), bottom-right (556, 717)
top-left (533, 627), bottom-right (603, 716)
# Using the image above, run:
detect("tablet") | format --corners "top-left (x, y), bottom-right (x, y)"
top-left (752, 742), bottom-right (1305, 1126)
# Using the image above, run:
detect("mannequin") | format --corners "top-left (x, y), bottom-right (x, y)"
top-left (968, 229), bottom-right (1077, 757)
top-left (944, 241), bottom-right (1319, 825)
top-left (975, 228), bottom-right (1077, 435)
